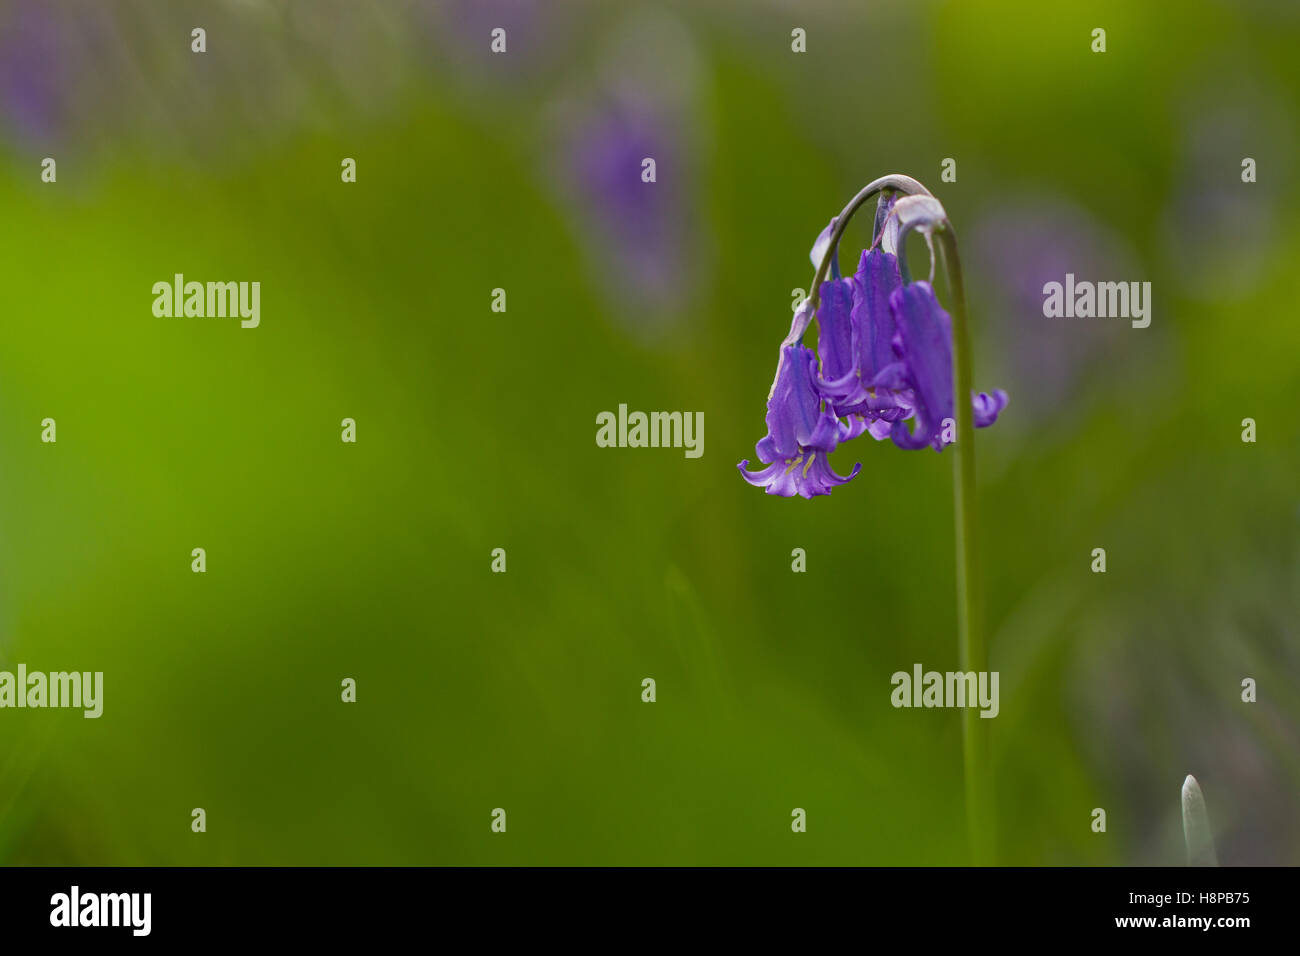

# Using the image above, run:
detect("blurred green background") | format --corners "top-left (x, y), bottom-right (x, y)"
top-left (1, 0), bottom-right (1297, 865)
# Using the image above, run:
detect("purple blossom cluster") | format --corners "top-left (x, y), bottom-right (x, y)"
top-left (739, 209), bottom-right (1008, 498)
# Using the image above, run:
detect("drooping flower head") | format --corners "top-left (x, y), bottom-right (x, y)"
top-left (739, 185), bottom-right (1007, 496)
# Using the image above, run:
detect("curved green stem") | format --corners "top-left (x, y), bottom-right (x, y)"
top-left (936, 226), bottom-right (994, 866)
top-left (807, 174), bottom-right (932, 309)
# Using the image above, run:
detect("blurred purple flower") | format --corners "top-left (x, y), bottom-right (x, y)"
top-left (1161, 84), bottom-right (1292, 302)
top-left (548, 11), bottom-right (702, 330)
top-left (0, 1), bottom-right (69, 143)
top-left (970, 199), bottom-right (1132, 419)
top-left (565, 96), bottom-right (687, 307)
top-left (422, 0), bottom-right (577, 85)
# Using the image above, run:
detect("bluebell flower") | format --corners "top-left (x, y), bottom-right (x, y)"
top-left (814, 249), bottom-right (912, 439)
top-left (739, 200), bottom-right (1008, 496)
top-left (874, 281), bottom-right (1007, 451)
top-left (737, 345), bottom-right (861, 498)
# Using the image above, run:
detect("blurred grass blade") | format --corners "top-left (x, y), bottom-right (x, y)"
top-left (1181, 774), bottom-right (1218, 866)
